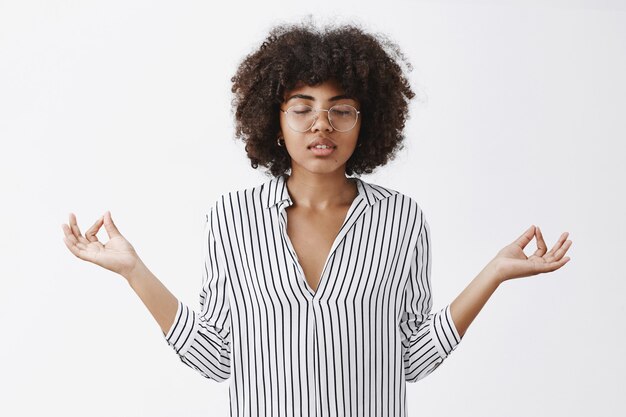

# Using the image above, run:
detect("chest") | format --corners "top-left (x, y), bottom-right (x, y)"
top-left (285, 205), bottom-right (351, 293)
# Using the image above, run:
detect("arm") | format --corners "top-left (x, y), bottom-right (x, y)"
top-left (126, 208), bottom-right (232, 382)
top-left (449, 261), bottom-right (500, 339)
top-left (122, 260), bottom-right (179, 337)
top-left (62, 210), bottom-right (180, 337)
top-left (449, 225), bottom-right (572, 339)
top-left (398, 216), bottom-right (573, 382)
top-left (162, 207), bottom-right (232, 382)
top-left (62, 208), bottom-right (232, 382)
top-left (400, 216), bottom-right (461, 382)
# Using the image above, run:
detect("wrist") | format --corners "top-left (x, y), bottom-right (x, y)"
top-left (484, 259), bottom-right (505, 286)
top-left (121, 257), bottom-right (148, 284)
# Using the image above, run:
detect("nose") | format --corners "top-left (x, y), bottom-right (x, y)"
top-left (310, 109), bottom-right (333, 133)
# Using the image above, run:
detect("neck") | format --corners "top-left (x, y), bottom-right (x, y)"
top-left (284, 170), bottom-right (357, 210)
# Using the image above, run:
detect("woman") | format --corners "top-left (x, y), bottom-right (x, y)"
top-left (61, 20), bottom-right (572, 417)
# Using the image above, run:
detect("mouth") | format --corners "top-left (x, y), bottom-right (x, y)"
top-left (308, 144), bottom-right (336, 156)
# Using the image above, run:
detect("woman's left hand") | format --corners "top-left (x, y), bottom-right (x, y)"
top-left (491, 225), bottom-right (572, 283)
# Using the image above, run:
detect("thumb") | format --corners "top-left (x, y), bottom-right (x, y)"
top-left (103, 210), bottom-right (123, 238)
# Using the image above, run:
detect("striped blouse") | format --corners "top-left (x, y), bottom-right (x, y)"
top-left (164, 174), bottom-right (462, 417)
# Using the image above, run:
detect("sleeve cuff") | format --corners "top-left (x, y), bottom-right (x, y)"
top-left (429, 304), bottom-right (462, 359)
top-left (164, 300), bottom-right (200, 356)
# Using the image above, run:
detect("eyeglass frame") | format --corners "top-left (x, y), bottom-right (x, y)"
top-left (279, 103), bottom-right (361, 133)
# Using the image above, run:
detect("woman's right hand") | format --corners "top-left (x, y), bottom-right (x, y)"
top-left (62, 211), bottom-right (141, 278)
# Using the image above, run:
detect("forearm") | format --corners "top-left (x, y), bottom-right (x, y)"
top-left (449, 261), bottom-right (501, 339)
top-left (122, 259), bottom-right (179, 336)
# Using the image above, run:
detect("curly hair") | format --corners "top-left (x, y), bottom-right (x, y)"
top-left (230, 18), bottom-right (416, 177)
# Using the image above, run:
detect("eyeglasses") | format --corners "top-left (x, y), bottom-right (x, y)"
top-left (280, 104), bottom-right (360, 133)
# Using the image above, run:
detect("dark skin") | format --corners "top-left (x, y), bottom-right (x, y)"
top-left (277, 80), bottom-right (573, 334)
top-left (279, 79), bottom-right (361, 293)
top-left (285, 188), bottom-right (357, 293)
top-left (61, 80), bottom-right (572, 340)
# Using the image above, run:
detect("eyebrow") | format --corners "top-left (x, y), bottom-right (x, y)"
top-left (285, 93), bottom-right (354, 103)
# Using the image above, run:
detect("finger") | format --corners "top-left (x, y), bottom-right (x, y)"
top-left (103, 211), bottom-right (123, 239)
top-left (69, 213), bottom-right (90, 245)
top-left (62, 234), bottom-right (81, 257)
top-left (68, 212), bottom-right (83, 237)
top-left (85, 215), bottom-right (104, 243)
top-left (536, 256), bottom-right (571, 274)
top-left (62, 224), bottom-right (90, 251)
top-left (550, 239), bottom-right (573, 262)
top-left (62, 223), bottom-right (79, 244)
top-left (514, 225), bottom-right (536, 249)
top-left (62, 233), bottom-right (95, 263)
top-left (532, 226), bottom-right (548, 257)
top-left (545, 232), bottom-right (569, 260)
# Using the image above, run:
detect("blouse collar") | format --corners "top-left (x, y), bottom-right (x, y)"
top-left (262, 174), bottom-right (398, 210)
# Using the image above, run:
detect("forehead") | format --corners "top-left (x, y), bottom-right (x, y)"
top-left (283, 79), bottom-right (355, 103)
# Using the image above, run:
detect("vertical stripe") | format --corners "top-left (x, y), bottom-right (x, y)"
top-left (165, 174), bottom-right (462, 416)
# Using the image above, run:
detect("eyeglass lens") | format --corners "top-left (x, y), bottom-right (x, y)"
top-left (286, 104), bottom-right (358, 132)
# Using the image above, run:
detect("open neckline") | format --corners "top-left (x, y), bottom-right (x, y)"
top-left (279, 178), bottom-right (366, 300)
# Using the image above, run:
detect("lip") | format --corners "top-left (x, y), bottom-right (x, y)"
top-left (309, 145), bottom-right (336, 156)
top-left (308, 136), bottom-right (336, 149)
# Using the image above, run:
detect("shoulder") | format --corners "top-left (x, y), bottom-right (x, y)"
top-left (359, 178), bottom-right (425, 220)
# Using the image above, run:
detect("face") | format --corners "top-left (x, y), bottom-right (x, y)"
top-left (279, 78), bottom-right (361, 176)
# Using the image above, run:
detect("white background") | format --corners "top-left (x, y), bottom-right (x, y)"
top-left (1, 0), bottom-right (624, 416)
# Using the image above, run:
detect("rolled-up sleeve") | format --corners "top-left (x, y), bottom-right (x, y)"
top-left (399, 214), bottom-right (461, 383)
top-left (164, 206), bottom-right (232, 382)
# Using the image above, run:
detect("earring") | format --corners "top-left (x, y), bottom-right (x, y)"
top-left (277, 135), bottom-right (284, 147)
